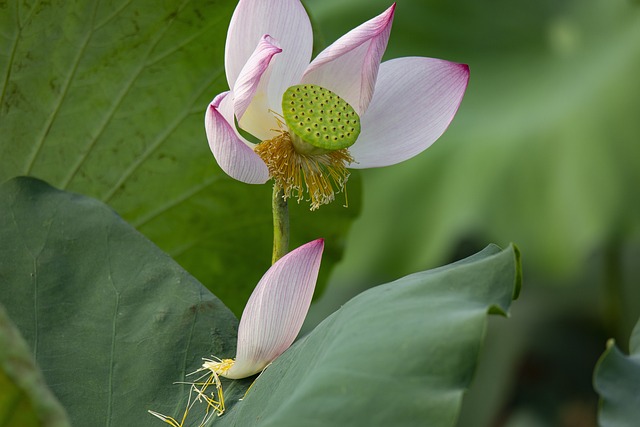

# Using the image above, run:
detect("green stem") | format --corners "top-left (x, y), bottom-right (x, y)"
top-left (271, 185), bottom-right (289, 264)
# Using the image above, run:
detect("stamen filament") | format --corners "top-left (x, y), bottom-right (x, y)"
top-left (255, 129), bottom-right (353, 210)
top-left (148, 358), bottom-right (234, 426)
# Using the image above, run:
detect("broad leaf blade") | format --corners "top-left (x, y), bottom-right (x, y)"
top-left (0, 302), bottom-right (71, 427)
top-left (217, 244), bottom-right (521, 427)
top-left (0, 0), bottom-right (360, 316)
top-left (0, 177), bottom-right (242, 426)
top-left (594, 319), bottom-right (640, 427)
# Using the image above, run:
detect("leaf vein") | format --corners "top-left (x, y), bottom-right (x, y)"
top-left (94, 0), bottom-right (135, 31)
top-left (144, 13), bottom-right (223, 68)
top-left (105, 229), bottom-right (120, 427)
top-left (131, 174), bottom-right (222, 229)
top-left (101, 71), bottom-right (223, 202)
top-left (24, 1), bottom-right (101, 175)
top-left (0, 0), bottom-right (42, 115)
top-left (60, 0), bottom-right (194, 189)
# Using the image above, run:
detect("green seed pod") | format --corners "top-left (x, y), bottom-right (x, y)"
top-left (282, 84), bottom-right (361, 153)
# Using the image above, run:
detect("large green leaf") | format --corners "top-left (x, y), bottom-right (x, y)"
top-left (0, 302), bottom-right (70, 427)
top-left (215, 244), bottom-right (521, 427)
top-left (0, 176), bottom-right (520, 426)
top-left (594, 317), bottom-right (640, 427)
top-left (0, 0), bottom-right (361, 316)
top-left (0, 176), bottom-right (244, 426)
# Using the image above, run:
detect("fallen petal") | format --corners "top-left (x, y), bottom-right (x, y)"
top-left (350, 57), bottom-right (470, 168)
top-left (224, 239), bottom-right (324, 379)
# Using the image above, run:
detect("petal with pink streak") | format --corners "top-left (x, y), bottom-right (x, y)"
top-left (225, 0), bottom-right (312, 112)
top-left (205, 92), bottom-right (270, 184)
top-left (233, 35), bottom-right (282, 122)
top-left (224, 239), bottom-right (324, 379)
top-left (301, 4), bottom-right (395, 115)
top-left (349, 57), bottom-right (470, 169)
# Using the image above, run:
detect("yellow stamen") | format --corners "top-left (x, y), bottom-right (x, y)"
top-left (254, 126), bottom-right (354, 210)
top-left (148, 410), bottom-right (183, 427)
top-left (148, 358), bottom-right (235, 426)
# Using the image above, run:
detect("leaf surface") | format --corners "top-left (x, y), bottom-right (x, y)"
top-left (594, 318), bottom-right (640, 427)
top-left (0, 0), bottom-right (360, 316)
top-left (0, 302), bottom-right (70, 427)
top-left (0, 176), bottom-right (242, 426)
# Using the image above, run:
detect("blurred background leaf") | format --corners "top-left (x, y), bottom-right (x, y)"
top-left (0, 0), bottom-right (360, 316)
top-left (303, 0), bottom-right (640, 426)
top-left (303, 0), bottom-right (640, 294)
top-left (593, 318), bottom-right (640, 427)
top-left (0, 302), bottom-right (70, 427)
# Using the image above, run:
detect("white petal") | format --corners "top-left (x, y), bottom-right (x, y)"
top-left (233, 35), bottom-right (282, 122)
top-left (301, 4), bottom-right (395, 115)
top-left (205, 92), bottom-right (270, 184)
top-left (225, 0), bottom-right (312, 112)
top-left (349, 57), bottom-right (470, 168)
top-left (224, 239), bottom-right (324, 379)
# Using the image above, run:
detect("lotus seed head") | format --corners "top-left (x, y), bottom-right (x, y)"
top-left (281, 84), bottom-right (361, 155)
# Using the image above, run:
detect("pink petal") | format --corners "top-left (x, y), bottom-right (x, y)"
top-left (301, 4), bottom-right (395, 115)
top-left (349, 57), bottom-right (470, 168)
top-left (224, 239), bottom-right (324, 379)
top-left (225, 0), bottom-right (312, 112)
top-left (233, 35), bottom-right (282, 122)
top-left (205, 92), bottom-right (270, 184)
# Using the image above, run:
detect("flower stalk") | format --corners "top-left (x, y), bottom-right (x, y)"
top-left (271, 184), bottom-right (290, 263)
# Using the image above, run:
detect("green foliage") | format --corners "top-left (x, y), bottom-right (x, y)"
top-left (594, 318), bottom-right (640, 427)
top-left (0, 177), bottom-right (242, 426)
top-left (306, 0), bottom-right (640, 281)
top-left (0, 177), bottom-right (520, 426)
top-left (303, 3), bottom-right (640, 423)
top-left (0, 0), bottom-right (360, 316)
top-left (0, 303), bottom-right (70, 427)
top-left (218, 244), bottom-right (521, 427)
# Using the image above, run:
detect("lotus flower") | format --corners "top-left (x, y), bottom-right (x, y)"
top-left (206, 0), bottom-right (470, 209)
